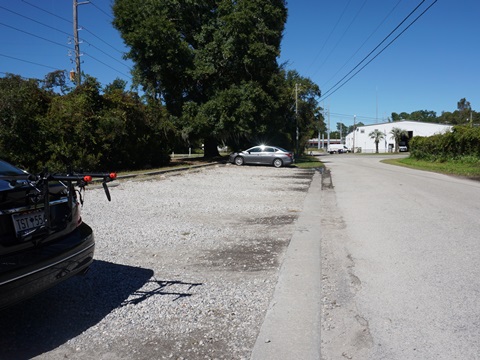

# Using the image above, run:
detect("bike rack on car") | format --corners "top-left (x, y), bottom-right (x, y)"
top-left (0, 170), bottom-right (117, 242)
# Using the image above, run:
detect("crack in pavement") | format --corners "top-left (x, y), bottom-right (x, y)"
top-left (320, 175), bottom-right (373, 360)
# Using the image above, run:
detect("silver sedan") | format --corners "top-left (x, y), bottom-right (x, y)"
top-left (229, 145), bottom-right (294, 168)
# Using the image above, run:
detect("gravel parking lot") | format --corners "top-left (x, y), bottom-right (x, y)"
top-left (0, 164), bottom-right (315, 360)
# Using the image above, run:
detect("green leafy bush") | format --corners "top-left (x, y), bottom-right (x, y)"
top-left (410, 126), bottom-right (480, 162)
top-left (0, 74), bottom-right (172, 172)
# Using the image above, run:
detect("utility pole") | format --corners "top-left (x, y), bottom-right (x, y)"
top-left (322, 102), bottom-right (326, 151)
top-left (352, 115), bottom-right (356, 153)
top-left (73, 0), bottom-right (89, 85)
top-left (317, 125), bottom-right (321, 150)
top-left (327, 104), bottom-right (330, 151)
top-left (295, 83), bottom-right (299, 157)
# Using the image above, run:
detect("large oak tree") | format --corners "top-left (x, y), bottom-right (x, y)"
top-left (113, 0), bottom-right (288, 156)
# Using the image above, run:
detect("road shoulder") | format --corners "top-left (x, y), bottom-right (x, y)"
top-left (319, 178), bottom-right (373, 360)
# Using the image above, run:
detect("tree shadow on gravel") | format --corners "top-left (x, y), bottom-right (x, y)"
top-left (124, 279), bottom-right (203, 305)
top-left (0, 260), bottom-right (154, 360)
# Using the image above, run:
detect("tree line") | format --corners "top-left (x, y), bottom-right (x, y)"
top-left (391, 98), bottom-right (479, 125)
top-left (1, 0), bottom-right (324, 172)
top-left (0, 73), bottom-right (173, 172)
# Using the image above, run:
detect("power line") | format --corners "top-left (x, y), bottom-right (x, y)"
top-left (330, 111), bottom-right (380, 122)
top-left (12, 0), bottom-right (130, 81)
top-left (0, 53), bottom-right (61, 71)
top-left (319, 0), bottom-right (430, 101)
top-left (311, 0), bottom-right (368, 78)
top-left (321, 0), bottom-right (427, 99)
top-left (83, 40), bottom-right (131, 70)
top-left (320, 0), bottom-right (438, 102)
top-left (21, 0), bottom-right (71, 24)
top-left (83, 52), bottom-right (131, 79)
top-left (306, 0), bottom-right (353, 73)
top-left (0, 22), bottom-right (73, 50)
top-left (321, 0), bottom-right (404, 88)
top-left (0, 3), bottom-right (111, 81)
top-left (19, 0), bottom-right (126, 57)
top-left (84, 2), bottom-right (125, 55)
top-left (89, 1), bottom-right (114, 20)
top-left (82, 27), bottom-right (125, 55)
top-left (0, 5), bottom-right (72, 37)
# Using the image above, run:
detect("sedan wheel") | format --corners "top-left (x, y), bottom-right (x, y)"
top-left (234, 156), bottom-right (244, 166)
top-left (273, 158), bottom-right (283, 168)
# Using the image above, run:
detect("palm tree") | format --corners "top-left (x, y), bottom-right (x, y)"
top-left (390, 127), bottom-right (407, 152)
top-left (369, 129), bottom-right (385, 153)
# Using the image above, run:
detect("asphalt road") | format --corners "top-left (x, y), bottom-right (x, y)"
top-left (320, 154), bottom-right (480, 359)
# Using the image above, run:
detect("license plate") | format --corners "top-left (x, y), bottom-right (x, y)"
top-left (12, 210), bottom-right (45, 235)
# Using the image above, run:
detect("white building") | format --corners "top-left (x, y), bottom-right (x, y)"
top-left (345, 120), bottom-right (452, 153)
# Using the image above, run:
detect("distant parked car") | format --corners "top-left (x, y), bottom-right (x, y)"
top-left (0, 159), bottom-right (115, 310)
top-left (229, 145), bottom-right (294, 168)
top-left (398, 141), bottom-right (408, 152)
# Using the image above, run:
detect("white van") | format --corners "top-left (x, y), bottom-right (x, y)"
top-left (327, 144), bottom-right (351, 154)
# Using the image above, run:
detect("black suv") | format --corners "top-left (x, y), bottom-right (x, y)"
top-left (0, 159), bottom-right (115, 309)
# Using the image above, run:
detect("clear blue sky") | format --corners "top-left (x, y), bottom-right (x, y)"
top-left (0, 0), bottom-right (132, 88)
top-left (1, 1), bottom-right (478, 127)
top-left (281, 0), bottom-right (480, 126)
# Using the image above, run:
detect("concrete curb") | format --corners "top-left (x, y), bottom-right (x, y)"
top-left (251, 171), bottom-right (322, 360)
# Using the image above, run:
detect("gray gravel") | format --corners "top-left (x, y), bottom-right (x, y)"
top-left (0, 164), bottom-right (315, 360)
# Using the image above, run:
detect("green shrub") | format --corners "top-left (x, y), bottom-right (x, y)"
top-left (409, 126), bottom-right (480, 162)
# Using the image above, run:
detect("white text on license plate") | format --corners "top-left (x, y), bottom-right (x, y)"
top-left (12, 211), bottom-right (45, 234)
